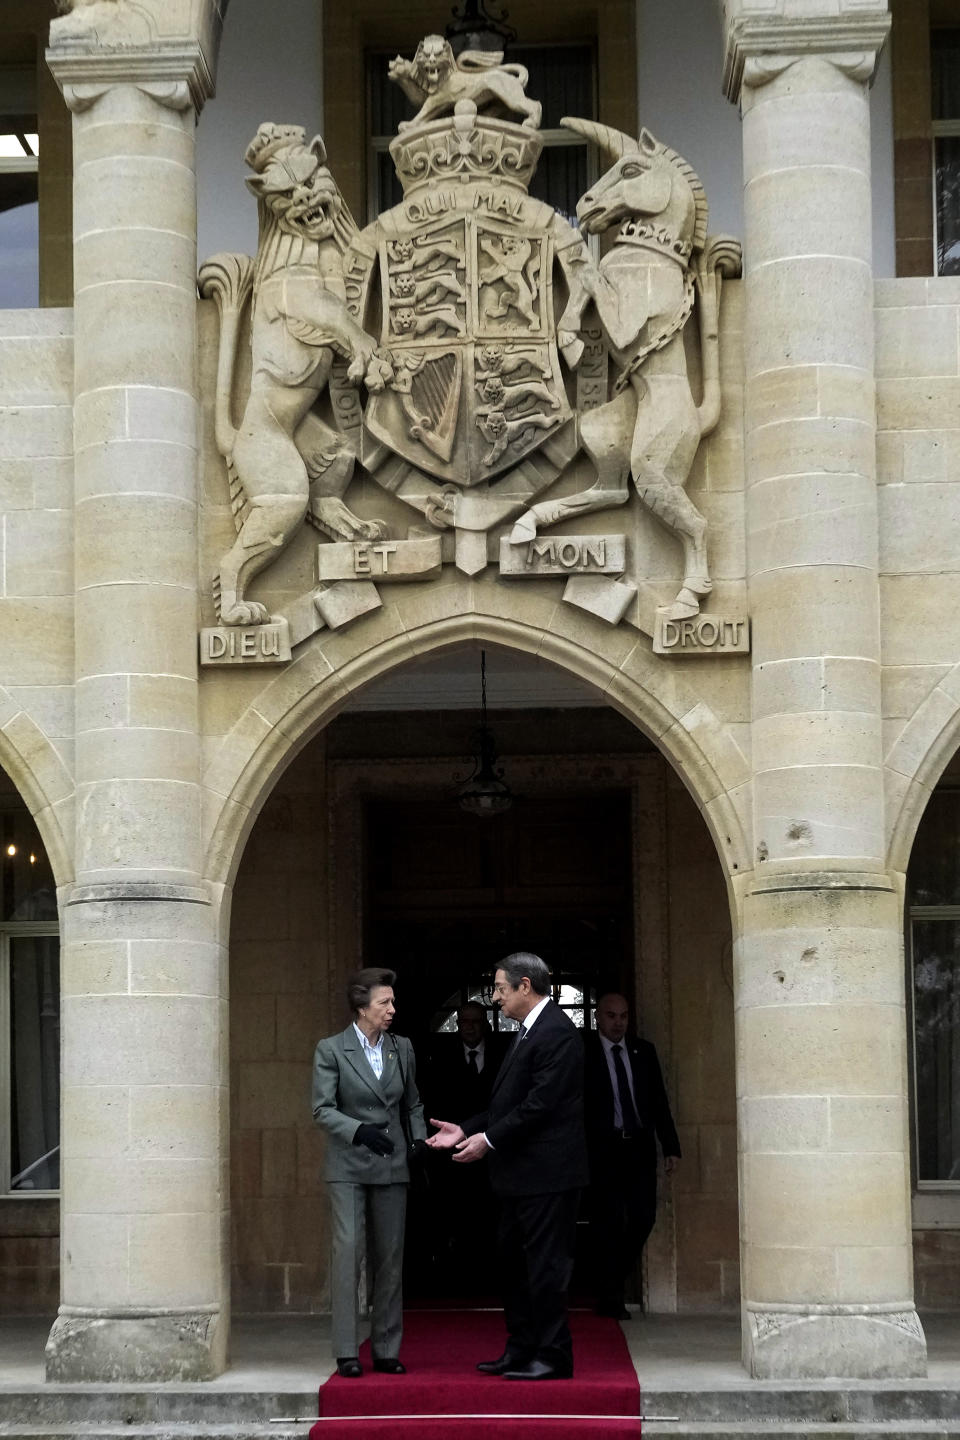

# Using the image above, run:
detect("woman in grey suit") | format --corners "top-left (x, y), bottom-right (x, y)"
top-left (312, 967), bottom-right (426, 1378)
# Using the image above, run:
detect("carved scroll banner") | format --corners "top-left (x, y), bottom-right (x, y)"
top-left (499, 535), bottom-right (625, 577)
top-left (317, 538), bottom-right (443, 583)
top-left (200, 620), bottom-right (292, 667)
top-left (653, 612), bottom-right (750, 656)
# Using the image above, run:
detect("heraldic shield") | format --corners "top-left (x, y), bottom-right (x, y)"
top-left (354, 195), bottom-right (575, 493)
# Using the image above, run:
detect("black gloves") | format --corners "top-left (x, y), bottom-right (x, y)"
top-left (353, 1123), bottom-right (394, 1156)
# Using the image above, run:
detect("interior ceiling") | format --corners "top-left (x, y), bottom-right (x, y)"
top-left (343, 644), bottom-right (604, 711)
top-left (931, 0), bottom-right (960, 26)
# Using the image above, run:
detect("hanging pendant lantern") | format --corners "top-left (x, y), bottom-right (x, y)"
top-left (458, 650), bottom-right (514, 817)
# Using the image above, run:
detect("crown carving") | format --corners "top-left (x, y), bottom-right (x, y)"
top-left (388, 113), bottom-right (543, 196)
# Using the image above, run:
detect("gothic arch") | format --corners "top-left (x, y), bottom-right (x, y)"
top-left (0, 685), bottom-right (73, 888)
top-left (887, 661), bottom-right (960, 875)
top-left (202, 611), bottom-right (752, 891)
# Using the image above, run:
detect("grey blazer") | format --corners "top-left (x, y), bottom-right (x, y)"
top-left (312, 1025), bottom-right (426, 1185)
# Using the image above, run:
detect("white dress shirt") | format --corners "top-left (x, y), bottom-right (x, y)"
top-left (599, 1031), bottom-right (639, 1129)
top-left (520, 994), bottom-right (552, 1036)
top-left (463, 1039), bottom-right (485, 1073)
top-left (353, 1022), bottom-right (384, 1079)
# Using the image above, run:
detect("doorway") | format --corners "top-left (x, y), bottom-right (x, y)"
top-left (364, 791), bottom-right (634, 1045)
top-left (229, 715), bottom-right (737, 1317)
top-left (363, 790), bottom-right (634, 1300)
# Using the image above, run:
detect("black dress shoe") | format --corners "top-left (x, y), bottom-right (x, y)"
top-left (502, 1358), bottom-right (573, 1380)
top-left (476, 1352), bottom-right (527, 1375)
top-left (336, 1358), bottom-right (362, 1378)
top-left (372, 1358), bottom-right (406, 1374)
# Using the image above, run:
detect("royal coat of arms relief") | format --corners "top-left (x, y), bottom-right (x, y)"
top-left (198, 36), bottom-right (745, 666)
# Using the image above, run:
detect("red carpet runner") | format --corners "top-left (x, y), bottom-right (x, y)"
top-left (310, 1310), bottom-right (642, 1438)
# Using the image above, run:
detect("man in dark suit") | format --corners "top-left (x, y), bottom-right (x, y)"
top-left (421, 1003), bottom-right (506, 1277)
top-left (425, 1002), bottom-right (505, 1122)
top-left (427, 953), bottom-right (588, 1379)
top-left (584, 992), bottom-right (681, 1319)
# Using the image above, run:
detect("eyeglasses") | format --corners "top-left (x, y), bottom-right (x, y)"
top-left (490, 982), bottom-right (512, 997)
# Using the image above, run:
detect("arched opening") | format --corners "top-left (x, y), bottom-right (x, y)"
top-left (904, 747), bottom-right (960, 1310)
top-left (226, 642), bottom-right (738, 1316)
top-left (0, 761), bottom-right (60, 1315)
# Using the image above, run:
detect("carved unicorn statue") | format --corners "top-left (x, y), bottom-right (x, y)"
top-left (511, 122), bottom-right (741, 621)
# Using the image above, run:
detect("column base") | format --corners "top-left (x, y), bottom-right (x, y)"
top-left (44, 1309), bottom-right (227, 1382)
top-left (744, 1305), bottom-right (927, 1380)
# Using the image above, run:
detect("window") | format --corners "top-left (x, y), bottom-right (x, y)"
top-left (432, 978), bottom-right (597, 1035)
top-left (933, 29), bottom-right (960, 275)
top-left (367, 42), bottom-right (597, 224)
top-left (908, 787), bottom-right (960, 1184)
top-left (0, 791), bottom-right (59, 1194)
top-left (0, 54), bottom-right (39, 308)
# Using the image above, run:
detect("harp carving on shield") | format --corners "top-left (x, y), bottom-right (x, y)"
top-left (398, 350), bottom-right (462, 463)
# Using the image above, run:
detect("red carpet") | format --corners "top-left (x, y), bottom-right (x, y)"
top-left (310, 1310), bottom-right (641, 1437)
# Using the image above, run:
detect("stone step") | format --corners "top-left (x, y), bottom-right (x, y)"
top-left (0, 1429), bottom-right (307, 1440)
top-left (641, 1394), bottom-right (960, 1424)
top-left (6, 1424), bottom-right (960, 1440)
top-left (3, 1389), bottom-right (960, 1429)
top-left (0, 1394), bottom-right (318, 1426)
top-left (643, 1428), bottom-right (960, 1440)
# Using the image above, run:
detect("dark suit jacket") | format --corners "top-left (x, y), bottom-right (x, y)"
top-left (464, 1000), bottom-right (589, 1197)
top-left (584, 1034), bottom-right (681, 1163)
top-left (423, 1034), bottom-right (507, 1126)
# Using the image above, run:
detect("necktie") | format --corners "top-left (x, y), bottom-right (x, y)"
top-left (467, 1049), bottom-right (479, 1072)
top-left (612, 1044), bottom-right (640, 1136)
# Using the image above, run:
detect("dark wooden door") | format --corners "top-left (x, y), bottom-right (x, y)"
top-left (363, 790), bottom-right (635, 1302)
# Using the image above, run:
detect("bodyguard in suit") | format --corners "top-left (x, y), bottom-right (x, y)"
top-left (584, 992), bottom-right (681, 1318)
top-left (312, 967), bottom-right (426, 1377)
top-left (422, 1003), bottom-right (507, 1276)
top-left (427, 953), bottom-right (588, 1380)
top-left (424, 1002), bottom-right (505, 1122)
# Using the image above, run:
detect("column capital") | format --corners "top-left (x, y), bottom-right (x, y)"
top-left (46, 37), bottom-right (215, 115)
top-left (721, 2), bottom-right (891, 103)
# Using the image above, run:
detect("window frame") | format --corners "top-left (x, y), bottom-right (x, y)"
top-left (931, 123), bottom-right (960, 275)
top-left (0, 921), bottom-right (60, 1199)
top-left (907, 779), bottom-right (960, 1236)
top-left (931, 27), bottom-right (960, 274)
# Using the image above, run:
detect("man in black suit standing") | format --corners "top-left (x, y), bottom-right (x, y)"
top-left (426, 1001), bottom-right (504, 1122)
top-left (584, 992), bottom-right (681, 1319)
top-left (427, 953), bottom-right (588, 1380)
top-left (421, 1002), bottom-right (505, 1275)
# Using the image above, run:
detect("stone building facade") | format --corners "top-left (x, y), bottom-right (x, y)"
top-left (2, 0), bottom-right (960, 1390)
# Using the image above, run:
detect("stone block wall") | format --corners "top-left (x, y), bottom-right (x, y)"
top-left (876, 276), bottom-right (960, 1305)
top-left (0, 1200), bottom-right (58, 1315)
top-left (0, 310), bottom-right (74, 862)
top-left (229, 741), bottom-right (331, 1313)
top-left (0, 310), bottom-right (73, 1311)
top-left (877, 277), bottom-right (960, 813)
top-left (0, 311), bottom-right (74, 738)
top-left (666, 768), bottom-right (739, 1312)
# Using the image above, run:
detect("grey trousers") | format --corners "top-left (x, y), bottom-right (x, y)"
top-left (328, 1181), bottom-right (407, 1361)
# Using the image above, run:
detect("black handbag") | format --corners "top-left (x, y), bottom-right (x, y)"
top-left (391, 1037), bottom-right (428, 1173)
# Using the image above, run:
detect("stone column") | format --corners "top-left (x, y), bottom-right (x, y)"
top-left (44, 38), bottom-right (226, 1380)
top-left (722, 2), bottom-right (926, 1379)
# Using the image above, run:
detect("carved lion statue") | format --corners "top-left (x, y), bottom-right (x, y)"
top-left (199, 123), bottom-right (393, 626)
top-left (388, 35), bottom-right (542, 132)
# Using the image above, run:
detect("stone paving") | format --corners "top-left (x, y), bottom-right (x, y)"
top-left (3, 1311), bottom-right (960, 1390)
